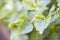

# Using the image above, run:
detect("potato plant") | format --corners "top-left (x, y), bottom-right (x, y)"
top-left (0, 0), bottom-right (60, 40)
